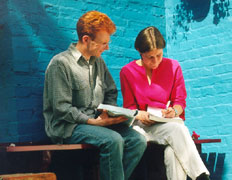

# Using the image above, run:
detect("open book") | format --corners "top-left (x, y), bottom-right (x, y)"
top-left (147, 106), bottom-right (184, 124)
top-left (97, 104), bottom-right (136, 126)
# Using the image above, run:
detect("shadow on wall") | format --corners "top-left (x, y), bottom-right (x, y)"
top-left (212, 0), bottom-right (230, 24)
top-left (171, 0), bottom-right (230, 40)
top-left (0, 0), bottom-right (69, 142)
top-left (0, 0), bottom-right (16, 143)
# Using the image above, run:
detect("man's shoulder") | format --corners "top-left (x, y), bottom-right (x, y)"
top-left (94, 56), bottom-right (108, 70)
top-left (95, 56), bottom-right (105, 64)
top-left (49, 50), bottom-right (72, 67)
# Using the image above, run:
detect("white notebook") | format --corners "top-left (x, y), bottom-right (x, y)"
top-left (147, 106), bottom-right (184, 124)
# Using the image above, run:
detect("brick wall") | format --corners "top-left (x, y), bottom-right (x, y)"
top-left (165, 0), bottom-right (232, 179)
top-left (0, 0), bottom-right (165, 141)
top-left (0, 0), bottom-right (231, 179)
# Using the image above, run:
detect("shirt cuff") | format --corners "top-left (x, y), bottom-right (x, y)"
top-left (76, 113), bottom-right (91, 124)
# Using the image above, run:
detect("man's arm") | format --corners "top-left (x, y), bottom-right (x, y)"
top-left (45, 63), bottom-right (90, 124)
top-left (87, 110), bottom-right (128, 126)
top-left (102, 64), bottom-right (118, 105)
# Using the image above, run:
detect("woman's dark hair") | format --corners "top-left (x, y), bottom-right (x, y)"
top-left (134, 26), bottom-right (166, 53)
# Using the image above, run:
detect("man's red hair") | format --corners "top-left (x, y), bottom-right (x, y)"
top-left (76, 11), bottom-right (116, 41)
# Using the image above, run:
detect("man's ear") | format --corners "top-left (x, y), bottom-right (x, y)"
top-left (82, 35), bottom-right (90, 44)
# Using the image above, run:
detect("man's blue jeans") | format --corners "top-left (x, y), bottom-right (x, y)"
top-left (64, 124), bottom-right (147, 180)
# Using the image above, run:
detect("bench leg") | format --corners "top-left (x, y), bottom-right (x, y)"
top-left (49, 149), bottom-right (99, 180)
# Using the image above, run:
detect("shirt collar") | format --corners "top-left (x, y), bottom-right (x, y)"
top-left (68, 43), bottom-right (97, 65)
top-left (68, 43), bottom-right (82, 62)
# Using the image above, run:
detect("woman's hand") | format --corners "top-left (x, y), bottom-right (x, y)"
top-left (161, 105), bottom-right (183, 118)
top-left (136, 110), bottom-right (155, 126)
top-left (161, 107), bottom-right (176, 118)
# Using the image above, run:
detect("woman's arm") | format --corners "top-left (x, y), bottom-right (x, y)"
top-left (120, 68), bottom-right (138, 109)
top-left (171, 65), bottom-right (187, 109)
top-left (120, 68), bottom-right (154, 125)
top-left (170, 64), bottom-right (187, 119)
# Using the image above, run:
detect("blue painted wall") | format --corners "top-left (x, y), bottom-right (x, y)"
top-left (0, 0), bottom-right (166, 141)
top-left (0, 0), bottom-right (231, 178)
top-left (165, 0), bottom-right (232, 179)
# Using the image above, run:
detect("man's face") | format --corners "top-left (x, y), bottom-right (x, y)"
top-left (87, 31), bottom-right (111, 57)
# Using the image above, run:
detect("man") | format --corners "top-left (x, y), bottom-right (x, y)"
top-left (43, 11), bottom-right (146, 180)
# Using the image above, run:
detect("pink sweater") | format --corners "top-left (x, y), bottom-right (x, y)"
top-left (120, 58), bottom-right (187, 120)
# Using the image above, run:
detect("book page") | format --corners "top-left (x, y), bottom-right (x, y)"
top-left (147, 106), bottom-right (184, 124)
top-left (97, 104), bottom-right (135, 126)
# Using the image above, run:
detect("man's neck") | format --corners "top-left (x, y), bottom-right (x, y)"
top-left (75, 41), bottom-right (90, 61)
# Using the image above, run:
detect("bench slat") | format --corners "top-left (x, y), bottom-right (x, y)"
top-left (194, 139), bottom-right (221, 144)
top-left (3, 144), bottom-right (95, 152)
top-left (0, 173), bottom-right (57, 180)
top-left (0, 139), bottom-right (221, 153)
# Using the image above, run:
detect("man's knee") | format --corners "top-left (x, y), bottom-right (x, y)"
top-left (129, 132), bottom-right (147, 153)
top-left (137, 133), bottom-right (147, 149)
top-left (103, 132), bottom-right (124, 149)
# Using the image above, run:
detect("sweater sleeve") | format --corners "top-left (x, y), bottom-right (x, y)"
top-left (120, 67), bottom-right (138, 110)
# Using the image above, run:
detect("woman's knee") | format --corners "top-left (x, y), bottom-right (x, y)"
top-left (168, 123), bottom-right (189, 135)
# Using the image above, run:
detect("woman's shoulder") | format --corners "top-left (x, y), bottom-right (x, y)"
top-left (163, 57), bottom-right (179, 64)
top-left (120, 60), bottom-right (141, 76)
top-left (123, 60), bottom-right (137, 67)
top-left (121, 60), bottom-right (137, 70)
top-left (162, 57), bottom-right (181, 68)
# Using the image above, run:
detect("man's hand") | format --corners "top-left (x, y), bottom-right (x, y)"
top-left (136, 110), bottom-right (155, 126)
top-left (87, 110), bottom-right (128, 126)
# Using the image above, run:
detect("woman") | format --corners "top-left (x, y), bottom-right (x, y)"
top-left (120, 26), bottom-right (210, 180)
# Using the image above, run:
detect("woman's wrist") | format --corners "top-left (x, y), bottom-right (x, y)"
top-left (172, 105), bottom-right (183, 117)
top-left (172, 107), bottom-right (178, 117)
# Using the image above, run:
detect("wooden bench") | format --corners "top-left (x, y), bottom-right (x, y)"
top-left (0, 143), bottom-right (95, 152)
top-left (0, 142), bottom-right (99, 180)
top-left (0, 142), bottom-right (167, 180)
top-left (0, 138), bottom-right (221, 153)
top-left (193, 138), bottom-right (221, 153)
top-left (0, 172), bottom-right (57, 180)
top-left (0, 139), bottom-right (221, 180)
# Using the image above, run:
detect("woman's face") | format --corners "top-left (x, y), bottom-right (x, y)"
top-left (141, 48), bottom-right (163, 70)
